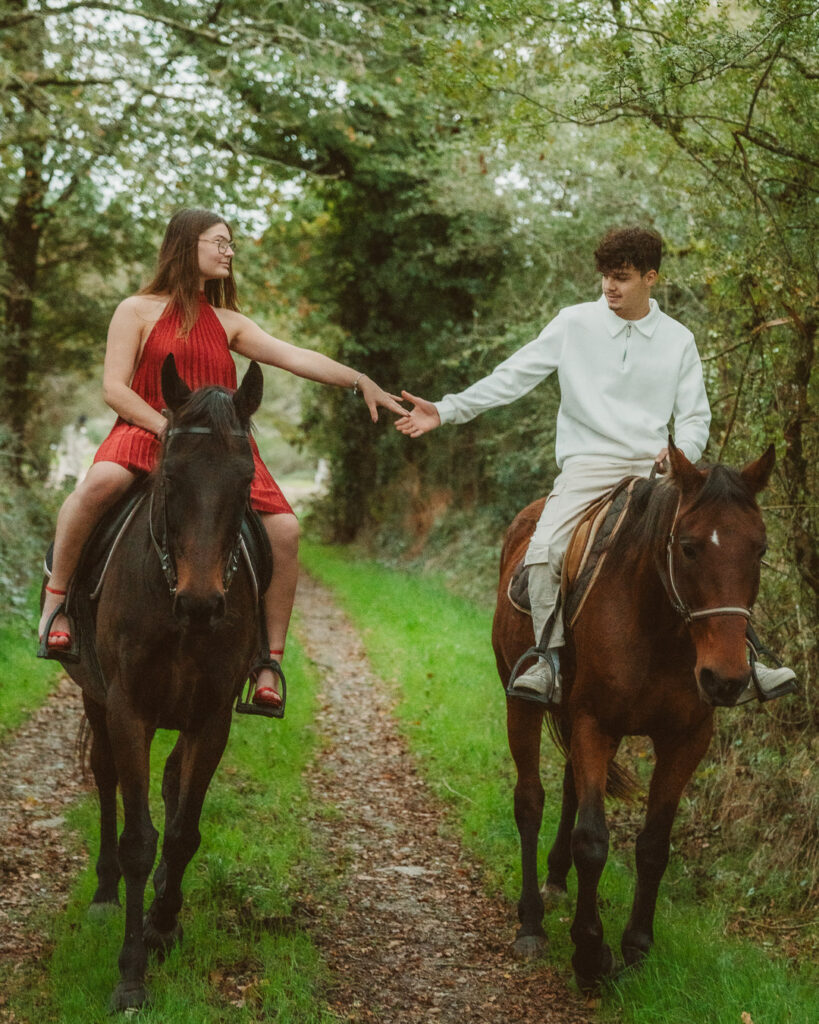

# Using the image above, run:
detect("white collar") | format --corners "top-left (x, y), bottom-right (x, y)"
top-left (598, 294), bottom-right (661, 338)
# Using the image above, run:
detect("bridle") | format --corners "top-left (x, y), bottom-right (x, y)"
top-left (149, 425), bottom-right (249, 598)
top-left (659, 496), bottom-right (753, 625)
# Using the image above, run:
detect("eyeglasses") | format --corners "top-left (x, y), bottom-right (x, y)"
top-left (199, 236), bottom-right (237, 255)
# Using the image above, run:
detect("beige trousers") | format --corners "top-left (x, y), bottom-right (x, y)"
top-left (524, 455), bottom-right (655, 648)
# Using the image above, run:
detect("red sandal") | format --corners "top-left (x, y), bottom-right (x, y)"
top-left (235, 650), bottom-right (287, 720)
top-left (37, 585), bottom-right (80, 663)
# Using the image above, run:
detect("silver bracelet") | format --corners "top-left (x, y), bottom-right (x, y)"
top-left (351, 373), bottom-right (364, 396)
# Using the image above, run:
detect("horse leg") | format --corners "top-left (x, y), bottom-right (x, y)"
top-left (145, 715), bottom-right (231, 957)
top-left (545, 758), bottom-right (577, 899)
top-left (621, 719), bottom-right (713, 968)
top-left (507, 698), bottom-right (548, 958)
top-left (144, 737), bottom-right (183, 956)
top-left (106, 708), bottom-right (157, 1013)
top-left (569, 713), bottom-right (619, 992)
top-left (81, 694), bottom-right (121, 911)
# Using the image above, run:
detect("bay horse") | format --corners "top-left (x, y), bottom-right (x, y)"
top-left (493, 440), bottom-right (775, 992)
top-left (60, 355), bottom-right (266, 1012)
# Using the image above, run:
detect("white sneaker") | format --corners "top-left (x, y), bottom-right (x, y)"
top-left (509, 649), bottom-right (562, 706)
top-left (735, 661), bottom-right (798, 705)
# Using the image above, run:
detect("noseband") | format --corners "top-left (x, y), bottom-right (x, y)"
top-left (149, 425), bottom-right (249, 598)
top-left (660, 498), bottom-right (753, 624)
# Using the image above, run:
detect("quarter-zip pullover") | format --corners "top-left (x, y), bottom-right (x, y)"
top-left (435, 295), bottom-right (710, 466)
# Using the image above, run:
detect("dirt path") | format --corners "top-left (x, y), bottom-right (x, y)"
top-left (0, 677), bottom-right (90, 967)
top-left (295, 571), bottom-right (589, 1024)
top-left (0, 571), bottom-right (589, 1023)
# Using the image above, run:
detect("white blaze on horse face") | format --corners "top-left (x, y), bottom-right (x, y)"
top-left (710, 530), bottom-right (720, 546)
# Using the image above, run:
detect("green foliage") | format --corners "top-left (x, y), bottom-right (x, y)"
top-left (0, 581), bottom-right (61, 741)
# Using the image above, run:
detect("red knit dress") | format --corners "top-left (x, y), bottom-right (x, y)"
top-left (94, 295), bottom-right (293, 516)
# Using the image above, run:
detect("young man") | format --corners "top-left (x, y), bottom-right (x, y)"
top-left (396, 226), bottom-right (796, 706)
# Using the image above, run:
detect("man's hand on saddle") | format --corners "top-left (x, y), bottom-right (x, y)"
top-left (654, 447), bottom-right (670, 474)
top-left (394, 392), bottom-right (441, 437)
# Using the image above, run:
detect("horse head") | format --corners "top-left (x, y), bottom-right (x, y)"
top-left (157, 353), bottom-right (263, 629)
top-left (665, 438), bottom-right (775, 706)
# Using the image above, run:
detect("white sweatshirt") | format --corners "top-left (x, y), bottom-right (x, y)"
top-left (435, 295), bottom-right (711, 467)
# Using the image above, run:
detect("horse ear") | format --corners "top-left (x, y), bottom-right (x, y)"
top-left (161, 354), bottom-right (192, 412)
top-left (234, 361), bottom-right (263, 423)
top-left (667, 436), bottom-right (706, 497)
top-left (741, 444), bottom-right (775, 495)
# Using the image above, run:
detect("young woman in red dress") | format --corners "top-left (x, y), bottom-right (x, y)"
top-left (38, 208), bottom-right (404, 711)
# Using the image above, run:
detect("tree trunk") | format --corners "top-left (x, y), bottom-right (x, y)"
top-left (2, 146), bottom-right (45, 479)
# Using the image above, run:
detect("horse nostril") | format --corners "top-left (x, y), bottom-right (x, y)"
top-left (698, 667), bottom-right (750, 707)
top-left (173, 591), bottom-right (226, 627)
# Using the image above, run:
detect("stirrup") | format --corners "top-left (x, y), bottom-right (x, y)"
top-left (236, 654), bottom-right (287, 719)
top-left (505, 645), bottom-right (557, 705)
top-left (745, 627), bottom-right (797, 704)
top-left (37, 602), bottom-right (80, 664)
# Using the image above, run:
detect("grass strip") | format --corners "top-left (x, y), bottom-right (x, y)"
top-left (300, 540), bottom-right (818, 1024)
top-left (0, 583), bottom-right (62, 740)
top-left (2, 635), bottom-right (340, 1024)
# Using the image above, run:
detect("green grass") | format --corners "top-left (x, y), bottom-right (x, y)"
top-left (300, 540), bottom-right (819, 1024)
top-left (1, 635), bottom-right (340, 1024)
top-left (0, 582), bottom-right (62, 739)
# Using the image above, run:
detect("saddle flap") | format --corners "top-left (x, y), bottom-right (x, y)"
top-left (562, 477), bottom-right (639, 628)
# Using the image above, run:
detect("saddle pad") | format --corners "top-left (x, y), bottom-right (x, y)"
top-left (506, 477), bottom-right (639, 627)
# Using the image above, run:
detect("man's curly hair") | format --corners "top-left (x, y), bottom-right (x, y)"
top-left (594, 227), bottom-right (662, 276)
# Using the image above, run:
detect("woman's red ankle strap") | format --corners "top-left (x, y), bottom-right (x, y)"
top-left (45, 584), bottom-right (67, 597)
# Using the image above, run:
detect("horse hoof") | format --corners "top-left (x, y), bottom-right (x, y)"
top-left (541, 882), bottom-right (570, 909)
top-left (621, 940), bottom-right (651, 968)
top-left (88, 900), bottom-right (120, 920)
top-left (513, 933), bottom-right (548, 959)
top-left (143, 914), bottom-right (183, 960)
top-left (573, 943), bottom-right (620, 993)
top-left (108, 981), bottom-right (148, 1014)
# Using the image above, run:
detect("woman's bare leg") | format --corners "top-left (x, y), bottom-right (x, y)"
top-left (253, 512), bottom-right (299, 704)
top-left (39, 462), bottom-right (137, 645)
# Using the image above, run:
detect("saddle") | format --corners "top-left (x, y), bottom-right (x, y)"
top-left (44, 479), bottom-right (273, 701)
top-left (507, 476), bottom-right (640, 634)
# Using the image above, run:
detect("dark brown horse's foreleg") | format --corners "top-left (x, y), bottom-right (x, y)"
top-left (82, 694), bottom-right (121, 910)
top-left (569, 713), bottom-right (619, 991)
top-left (621, 719), bottom-right (713, 967)
top-left (545, 757), bottom-right (577, 896)
top-left (506, 698), bottom-right (548, 958)
top-left (107, 706), bottom-right (157, 1013)
top-left (145, 715), bottom-right (232, 955)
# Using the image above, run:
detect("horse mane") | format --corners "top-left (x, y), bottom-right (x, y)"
top-left (167, 385), bottom-right (251, 448)
top-left (609, 461), bottom-right (759, 565)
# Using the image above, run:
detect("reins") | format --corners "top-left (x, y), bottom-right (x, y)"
top-left (149, 424), bottom-right (249, 598)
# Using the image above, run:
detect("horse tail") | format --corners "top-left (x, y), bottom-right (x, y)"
top-left (544, 710), bottom-right (570, 761)
top-left (76, 713), bottom-right (93, 783)
top-left (606, 760), bottom-right (639, 802)
top-left (545, 711), bottom-right (640, 802)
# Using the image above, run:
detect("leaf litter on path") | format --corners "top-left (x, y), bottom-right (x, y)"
top-left (296, 571), bottom-right (590, 1024)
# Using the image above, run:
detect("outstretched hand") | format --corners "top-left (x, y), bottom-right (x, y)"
top-left (395, 391), bottom-right (441, 438)
top-left (358, 376), bottom-right (407, 422)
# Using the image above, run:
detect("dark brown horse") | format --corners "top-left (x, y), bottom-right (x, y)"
top-left (61, 355), bottom-right (265, 1012)
top-left (493, 441), bottom-right (775, 991)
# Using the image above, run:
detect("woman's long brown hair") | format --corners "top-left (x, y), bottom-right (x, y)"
top-left (140, 209), bottom-right (240, 335)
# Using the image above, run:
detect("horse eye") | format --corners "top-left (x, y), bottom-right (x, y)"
top-left (681, 542), bottom-right (697, 560)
